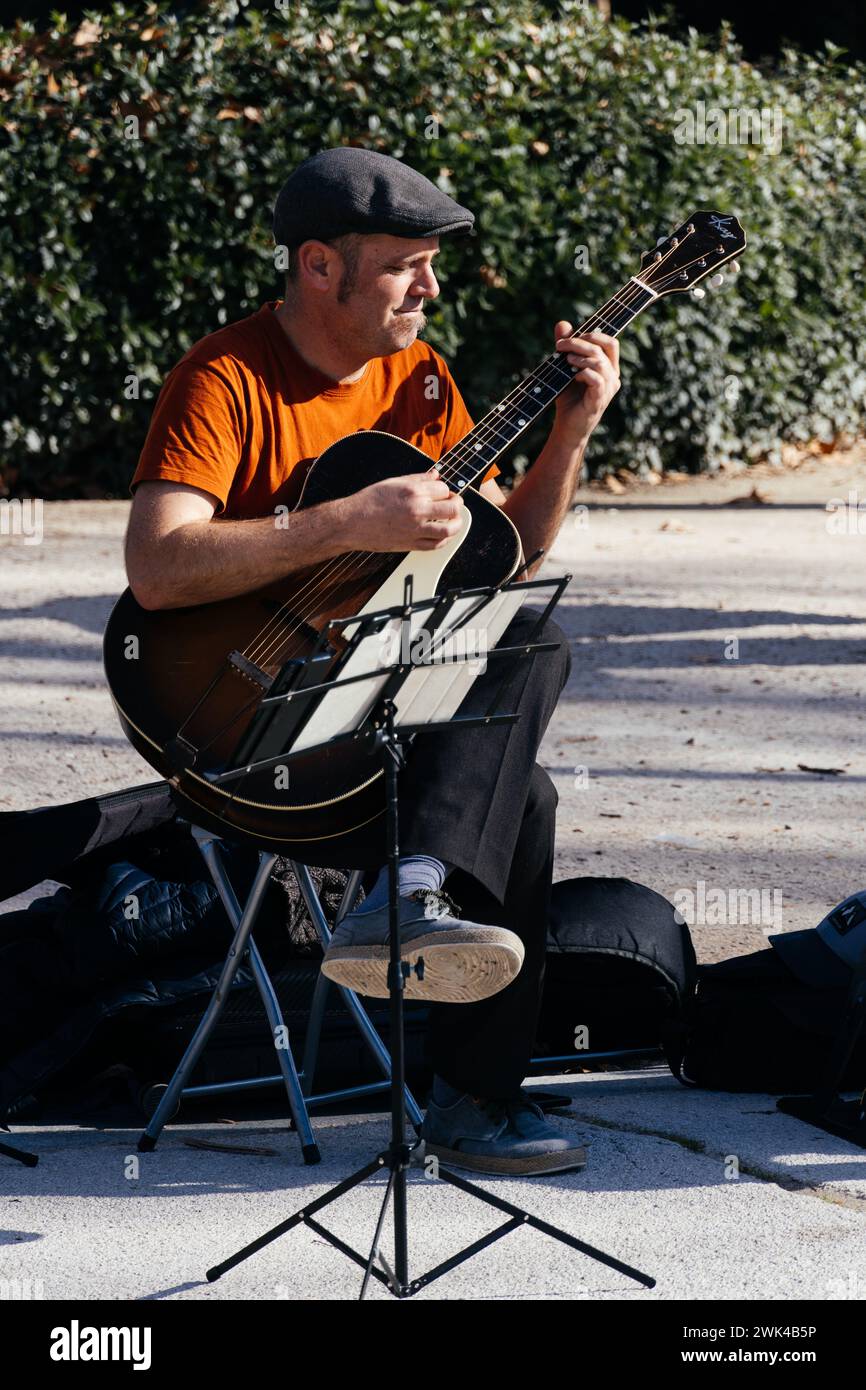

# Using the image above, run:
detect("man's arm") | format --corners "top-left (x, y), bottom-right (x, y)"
top-left (478, 323), bottom-right (621, 576)
top-left (124, 480), bottom-right (356, 610)
top-left (125, 474), bottom-right (468, 610)
top-left (478, 476), bottom-right (508, 506)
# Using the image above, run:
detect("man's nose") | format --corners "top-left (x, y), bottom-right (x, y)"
top-left (415, 268), bottom-right (440, 299)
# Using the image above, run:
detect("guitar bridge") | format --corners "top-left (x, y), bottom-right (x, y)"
top-left (228, 650), bottom-right (274, 691)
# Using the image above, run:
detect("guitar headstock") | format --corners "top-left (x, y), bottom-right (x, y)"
top-left (637, 211), bottom-right (746, 297)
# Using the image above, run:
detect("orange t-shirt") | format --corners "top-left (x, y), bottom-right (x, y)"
top-left (131, 300), bottom-right (498, 518)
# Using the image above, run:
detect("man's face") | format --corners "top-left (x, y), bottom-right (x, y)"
top-left (330, 233), bottom-right (441, 356)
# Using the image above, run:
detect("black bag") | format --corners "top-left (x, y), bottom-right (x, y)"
top-left (537, 876), bottom-right (697, 1065)
top-left (671, 947), bottom-right (866, 1093)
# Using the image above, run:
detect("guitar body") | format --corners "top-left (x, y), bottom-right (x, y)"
top-left (103, 431), bottom-right (523, 849)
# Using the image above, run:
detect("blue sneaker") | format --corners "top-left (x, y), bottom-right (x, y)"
top-left (320, 888), bottom-right (524, 1004)
top-left (420, 1080), bottom-right (588, 1176)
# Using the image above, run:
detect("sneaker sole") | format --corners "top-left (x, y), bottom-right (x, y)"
top-left (422, 1141), bottom-right (588, 1177)
top-left (320, 929), bottom-right (524, 1003)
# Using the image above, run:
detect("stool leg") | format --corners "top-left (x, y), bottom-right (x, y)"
top-left (196, 836), bottom-right (319, 1163)
top-left (139, 838), bottom-right (277, 1151)
top-left (245, 936), bottom-right (320, 1162)
top-left (298, 867), bottom-right (363, 1096)
top-left (140, 831), bottom-right (320, 1163)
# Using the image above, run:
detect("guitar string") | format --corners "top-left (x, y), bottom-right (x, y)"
top-left (243, 240), bottom-right (710, 670)
top-left (242, 237), bottom-right (714, 668)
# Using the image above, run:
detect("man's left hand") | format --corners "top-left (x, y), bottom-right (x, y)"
top-left (550, 320), bottom-right (621, 452)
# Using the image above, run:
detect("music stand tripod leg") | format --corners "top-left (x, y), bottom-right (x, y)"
top-left (206, 720), bottom-right (418, 1297)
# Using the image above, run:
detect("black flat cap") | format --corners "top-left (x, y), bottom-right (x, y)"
top-left (273, 147), bottom-right (475, 250)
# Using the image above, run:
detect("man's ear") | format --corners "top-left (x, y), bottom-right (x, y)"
top-left (296, 240), bottom-right (340, 294)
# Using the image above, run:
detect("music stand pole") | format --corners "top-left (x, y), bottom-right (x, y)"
top-left (374, 696), bottom-right (411, 1294)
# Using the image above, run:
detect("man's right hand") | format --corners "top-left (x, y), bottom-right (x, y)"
top-left (339, 468), bottom-right (466, 552)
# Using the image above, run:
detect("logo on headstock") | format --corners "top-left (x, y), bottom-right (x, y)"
top-left (708, 214), bottom-right (737, 241)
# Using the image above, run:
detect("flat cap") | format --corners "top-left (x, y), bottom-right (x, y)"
top-left (273, 146), bottom-right (475, 249)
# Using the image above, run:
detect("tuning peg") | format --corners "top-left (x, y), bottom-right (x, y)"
top-left (656, 236), bottom-right (667, 247)
top-left (691, 286), bottom-right (706, 299)
top-left (729, 260), bottom-right (741, 274)
top-left (710, 273), bottom-right (725, 288)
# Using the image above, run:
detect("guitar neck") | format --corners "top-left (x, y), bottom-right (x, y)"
top-left (438, 275), bottom-right (658, 491)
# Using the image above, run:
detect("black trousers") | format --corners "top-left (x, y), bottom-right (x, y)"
top-left (303, 607), bottom-right (572, 1100)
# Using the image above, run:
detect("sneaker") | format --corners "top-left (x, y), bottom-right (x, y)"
top-left (320, 888), bottom-right (524, 1004)
top-left (420, 1082), bottom-right (588, 1176)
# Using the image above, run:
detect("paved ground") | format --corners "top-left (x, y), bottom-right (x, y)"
top-left (2, 1069), bottom-right (865, 1301)
top-left (2, 449), bottom-right (865, 1300)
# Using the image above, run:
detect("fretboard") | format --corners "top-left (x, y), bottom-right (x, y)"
top-left (439, 276), bottom-right (657, 490)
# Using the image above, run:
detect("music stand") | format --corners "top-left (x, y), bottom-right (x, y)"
top-left (777, 946), bottom-right (866, 1149)
top-left (200, 571), bottom-right (656, 1298)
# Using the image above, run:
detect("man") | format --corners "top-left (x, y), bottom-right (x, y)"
top-left (126, 147), bottom-right (620, 1175)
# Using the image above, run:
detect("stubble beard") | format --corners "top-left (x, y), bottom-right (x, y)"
top-left (392, 306), bottom-right (427, 342)
top-left (367, 306), bottom-right (427, 357)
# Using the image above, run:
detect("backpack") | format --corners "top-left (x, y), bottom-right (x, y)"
top-left (669, 947), bottom-right (866, 1093)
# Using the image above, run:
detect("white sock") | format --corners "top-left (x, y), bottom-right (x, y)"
top-left (355, 855), bottom-right (454, 913)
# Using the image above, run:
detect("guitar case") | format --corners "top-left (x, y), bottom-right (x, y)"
top-left (537, 876), bottom-right (697, 1064)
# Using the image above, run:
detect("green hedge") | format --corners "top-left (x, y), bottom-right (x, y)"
top-left (2, 0), bottom-right (865, 497)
